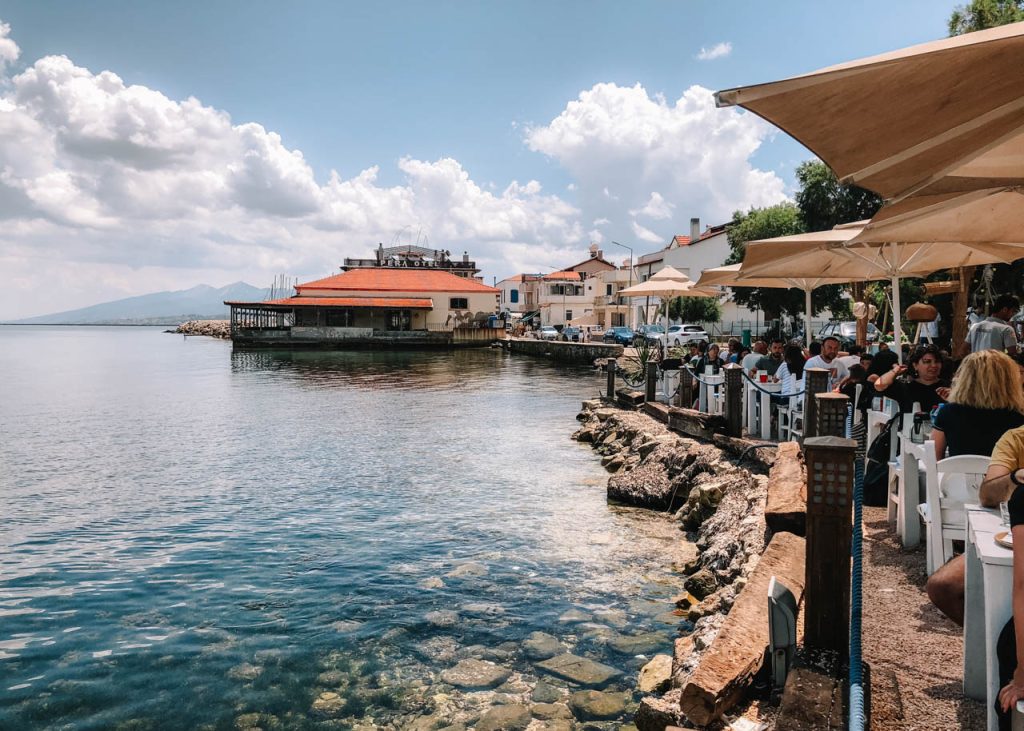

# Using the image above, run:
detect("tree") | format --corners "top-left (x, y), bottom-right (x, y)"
top-left (794, 160), bottom-right (883, 232)
top-left (949, 0), bottom-right (1024, 35)
top-left (657, 296), bottom-right (721, 323)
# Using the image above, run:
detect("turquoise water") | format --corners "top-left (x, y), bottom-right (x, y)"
top-left (0, 327), bottom-right (685, 730)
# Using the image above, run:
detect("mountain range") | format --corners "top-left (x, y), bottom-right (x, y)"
top-left (8, 282), bottom-right (271, 325)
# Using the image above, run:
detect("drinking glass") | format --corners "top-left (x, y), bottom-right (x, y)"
top-left (758, 372), bottom-right (768, 383)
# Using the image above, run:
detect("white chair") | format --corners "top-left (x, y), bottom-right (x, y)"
top-left (777, 377), bottom-right (804, 441)
top-left (917, 449), bottom-right (991, 576)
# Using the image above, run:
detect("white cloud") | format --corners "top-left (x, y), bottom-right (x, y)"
top-left (696, 42), bottom-right (732, 61)
top-left (526, 82), bottom-right (786, 249)
top-left (0, 21), bottom-right (19, 73)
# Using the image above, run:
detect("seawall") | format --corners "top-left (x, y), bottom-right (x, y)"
top-left (505, 338), bottom-right (623, 364)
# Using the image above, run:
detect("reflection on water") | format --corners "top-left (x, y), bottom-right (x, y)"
top-left (0, 327), bottom-right (686, 729)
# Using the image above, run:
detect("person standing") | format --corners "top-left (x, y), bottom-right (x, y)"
top-left (804, 336), bottom-right (850, 385)
top-left (968, 294), bottom-right (1020, 355)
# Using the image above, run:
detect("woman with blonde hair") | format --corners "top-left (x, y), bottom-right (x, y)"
top-left (932, 350), bottom-right (1024, 460)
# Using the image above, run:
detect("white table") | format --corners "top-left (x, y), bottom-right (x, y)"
top-left (698, 372), bottom-right (725, 414)
top-left (745, 379), bottom-right (781, 440)
top-left (964, 506), bottom-right (1013, 731)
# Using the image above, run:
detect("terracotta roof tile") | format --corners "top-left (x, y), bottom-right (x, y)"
top-left (226, 296), bottom-right (435, 308)
top-left (296, 268), bottom-right (499, 294)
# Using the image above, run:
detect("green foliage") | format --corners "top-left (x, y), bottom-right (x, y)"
top-left (657, 296), bottom-right (722, 323)
top-left (949, 0), bottom-right (1024, 35)
top-left (794, 160), bottom-right (883, 232)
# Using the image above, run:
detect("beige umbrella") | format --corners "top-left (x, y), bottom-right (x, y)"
top-left (716, 22), bottom-right (1024, 203)
top-left (696, 264), bottom-right (853, 347)
top-left (618, 266), bottom-right (717, 346)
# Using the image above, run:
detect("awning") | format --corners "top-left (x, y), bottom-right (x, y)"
top-left (225, 297), bottom-right (434, 309)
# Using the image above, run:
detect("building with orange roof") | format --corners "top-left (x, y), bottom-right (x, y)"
top-left (225, 266), bottom-right (500, 347)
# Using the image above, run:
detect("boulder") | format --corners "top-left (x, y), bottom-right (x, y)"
top-left (440, 659), bottom-right (511, 689)
top-left (535, 654), bottom-right (622, 687)
top-left (568, 690), bottom-right (630, 720)
top-left (683, 569), bottom-right (717, 600)
top-left (608, 632), bottom-right (666, 656)
top-left (530, 702), bottom-right (573, 720)
top-left (634, 691), bottom-right (683, 731)
top-left (637, 654), bottom-right (673, 693)
top-left (531, 681), bottom-right (564, 703)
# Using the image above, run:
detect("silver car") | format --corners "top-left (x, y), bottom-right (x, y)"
top-left (537, 326), bottom-right (561, 340)
top-left (662, 324), bottom-right (710, 346)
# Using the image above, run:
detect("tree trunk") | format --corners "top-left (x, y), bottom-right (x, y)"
top-left (952, 266), bottom-right (975, 356)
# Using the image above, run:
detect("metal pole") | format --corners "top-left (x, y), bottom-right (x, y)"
top-left (892, 273), bottom-right (902, 364)
top-left (805, 287), bottom-right (813, 348)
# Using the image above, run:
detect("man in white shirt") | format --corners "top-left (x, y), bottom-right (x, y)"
top-left (967, 294), bottom-right (1019, 355)
top-left (837, 344), bottom-right (863, 370)
top-left (741, 341), bottom-right (767, 373)
top-left (804, 336), bottom-right (849, 384)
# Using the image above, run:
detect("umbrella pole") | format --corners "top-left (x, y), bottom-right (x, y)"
top-left (892, 275), bottom-right (902, 364)
top-left (805, 288), bottom-right (813, 348)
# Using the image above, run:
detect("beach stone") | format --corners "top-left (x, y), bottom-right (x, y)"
top-left (534, 721), bottom-right (574, 731)
top-left (535, 654), bottom-right (622, 687)
top-left (425, 610), bottom-right (460, 627)
top-left (683, 569), bottom-right (717, 601)
top-left (523, 632), bottom-right (567, 660)
top-left (568, 690), bottom-right (630, 720)
top-left (637, 654), bottom-right (673, 693)
top-left (462, 602), bottom-right (505, 617)
top-left (531, 702), bottom-right (573, 720)
top-left (532, 681), bottom-right (564, 703)
top-left (595, 408), bottom-right (616, 421)
top-left (592, 608), bottom-right (628, 628)
top-left (440, 659), bottom-right (511, 689)
top-left (608, 632), bottom-right (665, 656)
top-left (576, 428), bottom-right (596, 443)
top-left (474, 703), bottom-right (531, 731)
top-left (311, 691), bottom-right (345, 717)
top-left (558, 609), bottom-right (592, 623)
top-left (447, 562), bottom-right (488, 578)
top-left (227, 662), bottom-right (262, 681)
top-left (419, 576), bottom-right (445, 589)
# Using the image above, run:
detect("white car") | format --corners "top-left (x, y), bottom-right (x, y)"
top-left (537, 326), bottom-right (561, 340)
top-left (662, 324), bottom-right (710, 346)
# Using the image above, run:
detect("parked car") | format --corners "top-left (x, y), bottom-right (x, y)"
top-left (634, 324), bottom-right (665, 345)
top-left (602, 326), bottom-right (635, 345)
top-left (537, 326), bottom-right (561, 340)
top-left (817, 321), bottom-right (881, 348)
top-left (561, 326), bottom-right (581, 342)
top-left (663, 324), bottom-right (710, 346)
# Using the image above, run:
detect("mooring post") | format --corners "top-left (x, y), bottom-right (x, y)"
top-left (803, 435), bottom-right (856, 665)
top-left (814, 392), bottom-right (851, 438)
top-left (802, 368), bottom-right (830, 440)
top-left (645, 361), bottom-right (659, 403)
top-left (677, 367), bottom-right (694, 408)
top-left (723, 364), bottom-right (743, 437)
top-left (606, 359), bottom-right (617, 402)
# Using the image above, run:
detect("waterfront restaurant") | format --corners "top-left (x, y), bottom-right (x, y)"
top-left (225, 268), bottom-right (501, 347)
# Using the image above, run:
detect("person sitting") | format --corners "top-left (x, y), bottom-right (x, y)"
top-left (754, 338), bottom-right (785, 377)
top-left (859, 351), bottom-right (875, 377)
top-left (694, 343), bottom-right (725, 375)
top-left (772, 344), bottom-right (807, 406)
top-left (838, 344), bottom-right (864, 370)
top-left (742, 341), bottom-right (767, 373)
top-left (804, 335), bottom-right (850, 385)
top-left (726, 338), bottom-right (742, 364)
top-left (868, 342), bottom-right (899, 380)
top-left (923, 352), bottom-right (1024, 627)
top-left (686, 342), bottom-right (702, 367)
top-left (807, 340), bottom-right (822, 359)
top-left (872, 343), bottom-right (950, 413)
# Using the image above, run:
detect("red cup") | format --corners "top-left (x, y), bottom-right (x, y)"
top-left (759, 373), bottom-right (768, 383)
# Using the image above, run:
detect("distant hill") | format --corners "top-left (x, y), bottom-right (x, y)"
top-left (9, 282), bottom-right (271, 325)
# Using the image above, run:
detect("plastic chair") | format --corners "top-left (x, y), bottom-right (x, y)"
top-left (917, 449), bottom-right (991, 576)
top-left (777, 377), bottom-right (804, 441)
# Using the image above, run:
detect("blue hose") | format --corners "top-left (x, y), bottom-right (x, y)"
top-left (848, 406), bottom-right (866, 730)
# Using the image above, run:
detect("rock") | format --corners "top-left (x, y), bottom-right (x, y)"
top-left (603, 455), bottom-right (625, 472)
top-left (523, 632), bottom-right (567, 660)
top-left (462, 602), bottom-right (505, 617)
top-left (531, 702), bottom-right (573, 720)
top-left (534, 721), bottom-right (574, 731)
top-left (474, 704), bottom-right (531, 731)
top-left (568, 690), bottom-right (630, 720)
top-left (227, 663), bottom-right (262, 681)
top-left (576, 429), bottom-right (596, 443)
top-left (311, 691), bottom-right (345, 718)
top-left (633, 691), bottom-right (683, 731)
top-left (601, 431), bottom-right (619, 445)
top-left (440, 659), bottom-right (512, 689)
top-left (673, 592), bottom-right (699, 609)
top-left (532, 681), bottom-right (564, 703)
top-left (637, 654), bottom-right (673, 693)
top-left (670, 542), bottom-right (700, 573)
top-left (608, 632), bottom-right (666, 656)
top-left (446, 562), bottom-right (488, 578)
top-left (594, 408), bottom-right (616, 421)
top-left (558, 609), bottom-right (592, 623)
top-left (419, 576), bottom-right (445, 589)
top-left (535, 654), bottom-right (622, 688)
top-left (683, 569), bottom-right (717, 601)
top-left (425, 610), bottom-right (460, 627)
top-left (592, 608), bottom-right (628, 628)
top-left (637, 440), bottom-right (661, 459)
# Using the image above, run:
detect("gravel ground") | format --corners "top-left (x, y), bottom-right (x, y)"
top-left (861, 507), bottom-right (986, 730)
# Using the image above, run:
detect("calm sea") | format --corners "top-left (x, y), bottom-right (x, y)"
top-left (0, 326), bottom-right (684, 730)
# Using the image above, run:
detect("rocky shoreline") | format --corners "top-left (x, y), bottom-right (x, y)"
top-left (572, 400), bottom-right (774, 730)
top-left (173, 319), bottom-right (231, 338)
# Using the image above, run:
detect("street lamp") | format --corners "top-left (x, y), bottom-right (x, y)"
top-left (610, 240), bottom-right (634, 328)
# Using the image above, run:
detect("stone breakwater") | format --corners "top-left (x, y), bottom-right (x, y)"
top-left (573, 401), bottom-right (772, 729)
top-left (174, 319), bottom-right (231, 338)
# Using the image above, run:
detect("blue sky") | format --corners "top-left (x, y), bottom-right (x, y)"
top-left (0, 1), bottom-right (956, 317)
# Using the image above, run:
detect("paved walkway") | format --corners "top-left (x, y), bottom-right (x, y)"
top-left (861, 507), bottom-right (986, 729)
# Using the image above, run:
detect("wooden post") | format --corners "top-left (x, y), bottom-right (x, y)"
top-left (677, 367), bottom-right (694, 408)
top-left (852, 282), bottom-right (867, 347)
top-left (802, 368), bottom-right (830, 440)
top-left (606, 359), bottom-right (617, 403)
top-left (814, 392), bottom-right (850, 439)
top-left (803, 435), bottom-right (856, 664)
top-left (952, 265), bottom-right (975, 355)
top-left (645, 361), bottom-right (659, 402)
top-left (723, 364), bottom-right (743, 438)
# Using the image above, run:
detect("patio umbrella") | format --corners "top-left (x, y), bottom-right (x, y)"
top-left (715, 22), bottom-right (1024, 204)
top-left (618, 266), bottom-right (718, 348)
top-left (695, 264), bottom-right (853, 347)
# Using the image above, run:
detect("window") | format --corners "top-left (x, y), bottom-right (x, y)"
top-left (449, 297), bottom-right (469, 310)
top-left (386, 309), bottom-right (412, 331)
top-left (606, 284), bottom-right (613, 296)
top-left (565, 310), bottom-right (573, 321)
top-left (510, 289), bottom-right (519, 303)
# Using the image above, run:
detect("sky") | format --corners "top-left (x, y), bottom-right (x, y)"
top-left (0, 1), bottom-right (955, 319)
